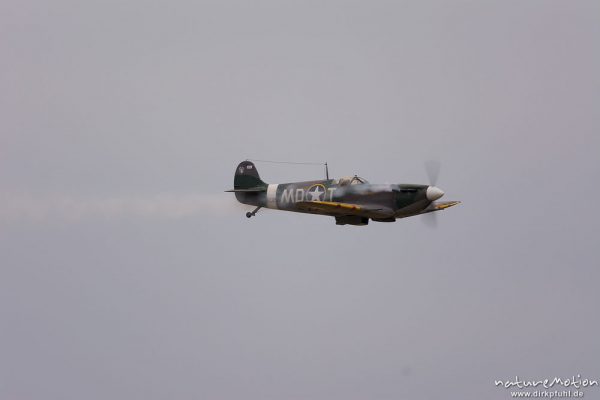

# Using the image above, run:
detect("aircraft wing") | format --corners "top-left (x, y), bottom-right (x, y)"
top-left (295, 201), bottom-right (394, 218)
top-left (418, 200), bottom-right (462, 214)
top-left (433, 201), bottom-right (461, 210)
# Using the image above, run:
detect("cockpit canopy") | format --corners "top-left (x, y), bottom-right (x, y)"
top-left (337, 175), bottom-right (369, 186)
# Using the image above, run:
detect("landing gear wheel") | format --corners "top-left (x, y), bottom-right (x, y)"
top-left (245, 206), bottom-right (262, 219)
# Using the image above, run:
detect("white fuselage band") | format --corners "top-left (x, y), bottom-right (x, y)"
top-left (266, 184), bottom-right (279, 209)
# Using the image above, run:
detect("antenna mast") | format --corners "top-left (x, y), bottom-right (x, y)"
top-left (246, 158), bottom-right (330, 180)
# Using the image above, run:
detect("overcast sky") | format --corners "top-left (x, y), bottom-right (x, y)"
top-left (1, 1), bottom-right (599, 399)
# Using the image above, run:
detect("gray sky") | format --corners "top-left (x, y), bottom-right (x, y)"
top-left (1, 1), bottom-right (599, 399)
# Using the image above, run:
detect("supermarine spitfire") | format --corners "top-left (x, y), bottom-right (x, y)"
top-left (227, 160), bottom-right (460, 226)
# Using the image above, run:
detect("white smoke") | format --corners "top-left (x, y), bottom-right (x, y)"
top-left (0, 192), bottom-right (248, 223)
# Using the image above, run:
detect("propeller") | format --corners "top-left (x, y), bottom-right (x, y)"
top-left (425, 160), bottom-right (441, 186)
top-left (422, 211), bottom-right (438, 228)
top-left (422, 160), bottom-right (441, 228)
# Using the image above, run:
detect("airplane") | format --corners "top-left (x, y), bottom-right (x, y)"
top-left (227, 160), bottom-right (460, 226)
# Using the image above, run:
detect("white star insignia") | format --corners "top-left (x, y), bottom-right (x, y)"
top-left (308, 186), bottom-right (323, 201)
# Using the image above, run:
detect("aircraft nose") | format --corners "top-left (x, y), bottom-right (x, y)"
top-left (426, 186), bottom-right (444, 201)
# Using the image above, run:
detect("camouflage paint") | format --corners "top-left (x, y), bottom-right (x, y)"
top-left (229, 161), bottom-right (459, 225)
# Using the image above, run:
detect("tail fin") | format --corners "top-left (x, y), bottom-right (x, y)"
top-left (233, 161), bottom-right (267, 190)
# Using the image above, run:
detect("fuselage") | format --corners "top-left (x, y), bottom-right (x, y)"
top-left (235, 180), bottom-right (434, 218)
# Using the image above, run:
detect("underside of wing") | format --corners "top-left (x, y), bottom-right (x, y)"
top-left (295, 201), bottom-right (393, 218)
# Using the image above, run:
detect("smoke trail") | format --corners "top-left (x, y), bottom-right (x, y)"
top-left (0, 192), bottom-right (248, 222)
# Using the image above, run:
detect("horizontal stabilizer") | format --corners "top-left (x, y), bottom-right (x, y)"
top-left (225, 187), bottom-right (267, 193)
